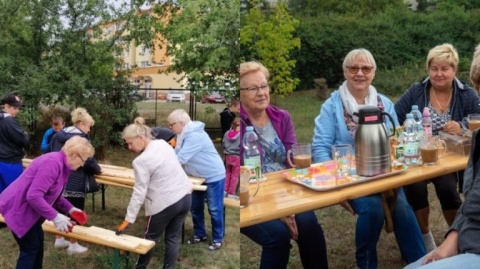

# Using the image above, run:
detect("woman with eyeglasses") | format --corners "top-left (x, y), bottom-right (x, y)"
top-left (395, 44), bottom-right (480, 253)
top-left (48, 107), bottom-right (102, 254)
top-left (0, 136), bottom-right (94, 269)
top-left (312, 48), bottom-right (425, 268)
top-left (470, 43), bottom-right (480, 93)
top-left (239, 61), bottom-right (328, 269)
top-left (167, 109), bottom-right (226, 251)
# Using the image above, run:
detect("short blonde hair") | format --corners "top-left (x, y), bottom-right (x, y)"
top-left (342, 48), bottom-right (377, 71)
top-left (470, 44), bottom-right (480, 92)
top-left (122, 117), bottom-right (153, 139)
top-left (426, 43), bottom-right (459, 71)
top-left (71, 107), bottom-right (95, 126)
top-left (167, 109), bottom-right (191, 125)
top-left (240, 61), bottom-right (270, 80)
top-left (62, 136), bottom-right (95, 157)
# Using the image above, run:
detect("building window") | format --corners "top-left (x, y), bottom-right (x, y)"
top-left (140, 61), bottom-right (150, 67)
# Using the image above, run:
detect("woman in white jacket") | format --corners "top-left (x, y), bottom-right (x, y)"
top-left (116, 117), bottom-right (192, 269)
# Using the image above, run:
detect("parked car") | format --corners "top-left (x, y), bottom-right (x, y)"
top-left (166, 90), bottom-right (186, 103)
top-left (201, 92), bottom-right (226, 104)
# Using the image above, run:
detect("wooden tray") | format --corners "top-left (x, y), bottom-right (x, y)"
top-left (282, 163), bottom-right (408, 192)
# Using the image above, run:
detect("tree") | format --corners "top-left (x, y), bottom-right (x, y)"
top-left (129, 0), bottom-right (240, 98)
top-left (241, 0), bottom-right (300, 95)
top-left (0, 0), bottom-right (139, 159)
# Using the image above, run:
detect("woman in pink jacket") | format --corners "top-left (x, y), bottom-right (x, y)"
top-left (0, 136), bottom-right (94, 269)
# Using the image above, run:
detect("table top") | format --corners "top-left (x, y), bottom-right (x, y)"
top-left (22, 159), bottom-right (207, 191)
top-left (240, 152), bottom-right (468, 228)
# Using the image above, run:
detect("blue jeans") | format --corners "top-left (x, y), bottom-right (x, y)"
top-left (404, 253), bottom-right (480, 269)
top-left (12, 219), bottom-right (44, 269)
top-left (0, 162), bottom-right (23, 193)
top-left (350, 188), bottom-right (426, 269)
top-left (241, 211), bottom-right (328, 269)
top-left (190, 179), bottom-right (224, 243)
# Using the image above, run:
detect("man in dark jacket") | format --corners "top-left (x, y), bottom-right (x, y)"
top-left (0, 93), bottom-right (28, 193)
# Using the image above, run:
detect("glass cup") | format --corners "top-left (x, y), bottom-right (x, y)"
top-left (467, 114), bottom-right (480, 131)
top-left (287, 143), bottom-right (312, 169)
top-left (240, 166), bottom-right (260, 208)
top-left (419, 136), bottom-right (447, 166)
top-left (332, 144), bottom-right (353, 177)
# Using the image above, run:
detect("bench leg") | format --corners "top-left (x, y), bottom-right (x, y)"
top-left (101, 184), bottom-right (106, 211)
top-left (91, 192), bottom-right (95, 212)
top-left (113, 249), bottom-right (131, 269)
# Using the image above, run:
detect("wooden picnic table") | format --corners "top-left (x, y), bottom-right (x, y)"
top-left (240, 152), bottom-right (469, 228)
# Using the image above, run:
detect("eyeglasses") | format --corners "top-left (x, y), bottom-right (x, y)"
top-left (169, 122), bottom-right (177, 128)
top-left (77, 154), bottom-right (86, 164)
top-left (346, 66), bottom-right (374, 75)
top-left (240, 84), bottom-right (270, 93)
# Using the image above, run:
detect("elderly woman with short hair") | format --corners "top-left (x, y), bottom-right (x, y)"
top-left (313, 48), bottom-right (425, 268)
top-left (395, 43), bottom-right (480, 252)
top-left (470, 44), bottom-right (480, 93)
top-left (167, 109), bottom-right (225, 251)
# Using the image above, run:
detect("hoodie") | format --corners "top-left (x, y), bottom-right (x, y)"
top-left (175, 121), bottom-right (225, 183)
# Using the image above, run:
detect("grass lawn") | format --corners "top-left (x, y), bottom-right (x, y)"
top-left (0, 145), bottom-right (240, 269)
top-left (240, 90), bottom-right (453, 269)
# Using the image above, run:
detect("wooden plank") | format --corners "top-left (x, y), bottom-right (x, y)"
top-left (0, 215), bottom-right (155, 255)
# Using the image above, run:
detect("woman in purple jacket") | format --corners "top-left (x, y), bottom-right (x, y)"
top-left (239, 61), bottom-right (328, 269)
top-left (0, 136), bottom-right (94, 269)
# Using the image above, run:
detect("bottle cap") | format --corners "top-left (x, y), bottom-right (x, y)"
top-left (412, 105), bottom-right (419, 110)
top-left (422, 107), bottom-right (430, 117)
top-left (246, 126), bottom-right (254, 132)
top-left (406, 113), bottom-right (413, 119)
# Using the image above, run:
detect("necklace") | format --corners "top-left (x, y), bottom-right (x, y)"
top-left (432, 89), bottom-right (452, 113)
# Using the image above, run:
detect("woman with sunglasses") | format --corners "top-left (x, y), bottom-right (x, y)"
top-left (312, 48), bottom-right (425, 268)
top-left (48, 107), bottom-right (102, 254)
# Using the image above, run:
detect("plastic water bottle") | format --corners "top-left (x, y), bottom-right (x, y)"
top-left (411, 105), bottom-right (423, 139)
top-left (421, 107), bottom-right (433, 138)
top-left (403, 113), bottom-right (420, 165)
top-left (243, 126), bottom-right (262, 180)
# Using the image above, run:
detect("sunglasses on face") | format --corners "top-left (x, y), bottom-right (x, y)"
top-left (346, 66), bottom-right (374, 75)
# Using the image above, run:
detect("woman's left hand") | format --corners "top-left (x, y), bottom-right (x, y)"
top-left (280, 215), bottom-right (298, 241)
top-left (442, 121), bottom-right (463, 135)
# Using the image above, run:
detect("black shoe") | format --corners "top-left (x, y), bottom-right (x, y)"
top-left (187, 235), bottom-right (207, 244)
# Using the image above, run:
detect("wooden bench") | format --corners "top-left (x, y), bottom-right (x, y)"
top-left (0, 214), bottom-right (154, 269)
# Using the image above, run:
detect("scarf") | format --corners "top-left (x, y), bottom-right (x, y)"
top-left (339, 81), bottom-right (378, 122)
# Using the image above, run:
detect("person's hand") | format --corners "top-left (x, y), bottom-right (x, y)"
top-left (280, 215), bottom-right (298, 241)
top-left (53, 213), bottom-right (73, 233)
top-left (340, 201), bottom-right (355, 215)
top-left (422, 231), bottom-right (458, 265)
top-left (115, 220), bottom-right (131, 235)
top-left (69, 208), bottom-right (88, 225)
top-left (442, 121), bottom-right (462, 135)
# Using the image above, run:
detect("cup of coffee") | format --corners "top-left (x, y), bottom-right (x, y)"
top-left (420, 136), bottom-right (446, 166)
top-left (468, 114), bottom-right (480, 131)
top-left (240, 166), bottom-right (259, 208)
top-left (332, 144), bottom-right (353, 176)
top-left (287, 143), bottom-right (312, 169)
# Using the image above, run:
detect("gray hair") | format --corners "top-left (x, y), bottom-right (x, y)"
top-left (167, 109), bottom-right (191, 125)
top-left (470, 44), bottom-right (480, 92)
top-left (342, 48), bottom-right (377, 71)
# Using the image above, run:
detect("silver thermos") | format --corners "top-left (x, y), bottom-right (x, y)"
top-left (354, 106), bottom-right (396, 176)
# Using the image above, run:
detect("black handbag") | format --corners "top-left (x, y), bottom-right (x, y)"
top-left (85, 174), bottom-right (99, 193)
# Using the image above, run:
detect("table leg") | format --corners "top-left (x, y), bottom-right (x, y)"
top-left (113, 249), bottom-right (120, 269)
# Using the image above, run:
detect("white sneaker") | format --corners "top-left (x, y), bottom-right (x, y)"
top-left (54, 238), bottom-right (70, 248)
top-left (67, 243), bottom-right (88, 255)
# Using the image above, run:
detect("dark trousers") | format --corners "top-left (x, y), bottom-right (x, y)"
top-left (136, 194), bottom-right (192, 269)
top-left (12, 219), bottom-right (44, 269)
